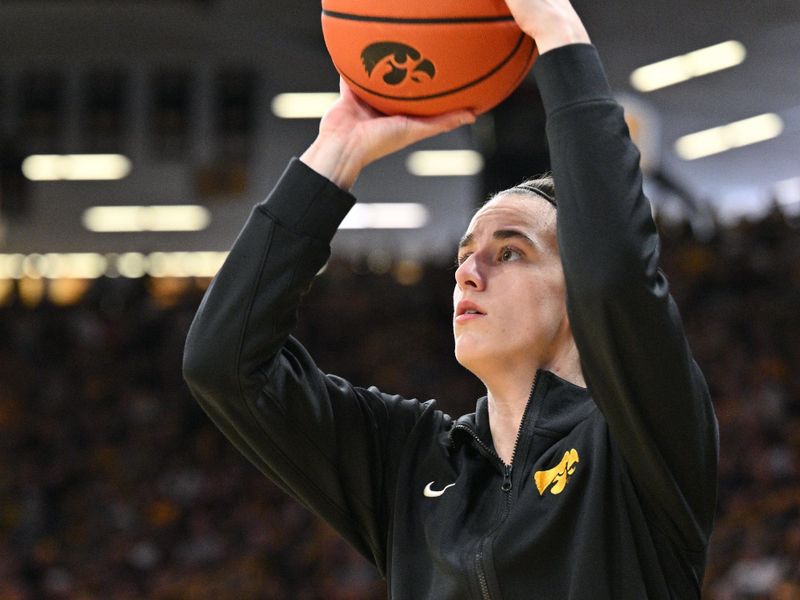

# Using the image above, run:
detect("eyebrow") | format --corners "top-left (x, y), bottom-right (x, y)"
top-left (458, 229), bottom-right (537, 251)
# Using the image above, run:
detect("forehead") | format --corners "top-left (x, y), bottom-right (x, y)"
top-left (462, 193), bottom-right (556, 247)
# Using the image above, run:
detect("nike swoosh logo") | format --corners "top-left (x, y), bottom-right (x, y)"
top-left (423, 481), bottom-right (455, 498)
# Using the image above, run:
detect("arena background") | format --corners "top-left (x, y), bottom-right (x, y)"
top-left (1, 1), bottom-right (799, 598)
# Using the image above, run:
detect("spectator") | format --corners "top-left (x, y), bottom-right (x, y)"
top-left (0, 206), bottom-right (798, 598)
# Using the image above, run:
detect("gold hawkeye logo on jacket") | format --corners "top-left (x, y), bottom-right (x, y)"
top-left (534, 449), bottom-right (580, 496)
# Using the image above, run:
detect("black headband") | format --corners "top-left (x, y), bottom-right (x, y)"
top-left (509, 182), bottom-right (557, 208)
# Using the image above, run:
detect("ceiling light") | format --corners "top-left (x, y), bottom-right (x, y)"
top-left (774, 177), bottom-right (800, 217)
top-left (22, 154), bottom-right (132, 181)
top-left (0, 254), bottom-right (25, 279)
top-left (271, 93), bottom-right (340, 118)
top-left (139, 252), bottom-right (228, 278)
top-left (340, 203), bottom-right (429, 229)
top-left (0, 253), bottom-right (108, 279)
top-left (630, 40), bottom-right (746, 92)
top-left (82, 205), bottom-right (211, 232)
top-left (116, 252), bottom-right (148, 278)
top-left (0, 251), bottom-right (229, 279)
top-left (406, 150), bottom-right (484, 176)
top-left (674, 113), bottom-right (784, 160)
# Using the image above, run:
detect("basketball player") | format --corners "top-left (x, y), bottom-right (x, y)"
top-left (183, 0), bottom-right (719, 597)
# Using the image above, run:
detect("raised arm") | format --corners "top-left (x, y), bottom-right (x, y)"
top-left (504, 0), bottom-right (590, 54)
top-left (506, 0), bottom-right (718, 550)
top-left (183, 84), bottom-right (473, 565)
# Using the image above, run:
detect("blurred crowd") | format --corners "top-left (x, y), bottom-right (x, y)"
top-left (660, 209), bottom-right (800, 599)
top-left (1, 207), bottom-right (799, 599)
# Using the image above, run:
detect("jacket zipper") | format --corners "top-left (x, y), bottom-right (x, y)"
top-left (451, 372), bottom-right (540, 493)
top-left (458, 372), bottom-right (540, 600)
top-left (476, 550), bottom-right (492, 600)
top-left (503, 371), bottom-right (540, 491)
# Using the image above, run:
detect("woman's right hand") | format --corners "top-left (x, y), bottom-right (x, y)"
top-left (504, 0), bottom-right (590, 54)
top-left (300, 79), bottom-right (475, 190)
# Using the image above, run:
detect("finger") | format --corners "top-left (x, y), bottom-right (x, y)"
top-left (387, 111), bottom-right (474, 150)
top-left (338, 77), bottom-right (353, 98)
top-left (407, 110), bottom-right (476, 139)
top-left (433, 110), bottom-right (477, 130)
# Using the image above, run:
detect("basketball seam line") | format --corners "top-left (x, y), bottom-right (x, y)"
top-left (340, 32), bottom-right (533, 103)
top-left (322, 10), bottom-right (515, 24)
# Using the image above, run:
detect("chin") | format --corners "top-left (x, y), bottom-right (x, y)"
top-left (454, 342), bottom-right (486, 375)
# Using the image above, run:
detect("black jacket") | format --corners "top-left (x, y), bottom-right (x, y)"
top-left (183, 44), bottom-right (718, 599)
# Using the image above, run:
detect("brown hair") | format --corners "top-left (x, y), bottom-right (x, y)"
top-left (496, 174), bottom-right (556, 208)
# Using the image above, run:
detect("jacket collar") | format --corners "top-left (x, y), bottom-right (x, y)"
top-left (449, 369), bottom-right (594, 450)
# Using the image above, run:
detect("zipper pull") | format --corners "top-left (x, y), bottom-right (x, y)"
top-left (501, 464), bottom-right (513, 492)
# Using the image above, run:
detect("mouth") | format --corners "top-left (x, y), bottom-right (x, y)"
top-left (454, 300), bottom-right (486, 322)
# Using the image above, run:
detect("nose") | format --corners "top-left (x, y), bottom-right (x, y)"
top-left (455, 254), bottom-right (485, 291)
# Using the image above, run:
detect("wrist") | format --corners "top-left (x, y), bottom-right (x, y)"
top-left (522, 8), bottom-right (590, 55)
top-left (300, 135), bottom-right (364, 191)
top-left (534, 25), bottom-right (591, 55)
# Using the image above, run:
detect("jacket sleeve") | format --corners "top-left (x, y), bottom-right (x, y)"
top-left (534, 44), bottom-right (718, 551)
top-left (182, 158), bottom-right (432, 571)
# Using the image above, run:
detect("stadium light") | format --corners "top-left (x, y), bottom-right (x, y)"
top-left (82, 205), bottom-right (211, 232)
top-left (22, 154), bottom-right (132, 181)
top-left (630, 41), bottom-right (746, 92)
top-left (339, 203), bottom-right (429, 229)
top-left (674, 113), bottom-right (784, 160)
top-left (406, 150), bottom-right (484, 177)
top-left (271, 93), bottom-right (340, 118)
top-left (774, 177), bottom-right (800, 217)
top-left (0, 251), bottom-right (229, 279)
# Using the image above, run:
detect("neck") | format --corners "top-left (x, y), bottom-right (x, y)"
top-left (483, 343), bottom-right (584, 466)
top-left (484, 370), bottom-right (537, 466)
top-left (542, 336), bottom-right (585, 389)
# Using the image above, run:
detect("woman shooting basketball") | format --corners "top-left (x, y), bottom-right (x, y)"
top-left (183, 0), bottom-right (718, 597)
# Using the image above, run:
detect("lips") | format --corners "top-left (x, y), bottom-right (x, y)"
top-left (454, 300), bottom-right (486, 323)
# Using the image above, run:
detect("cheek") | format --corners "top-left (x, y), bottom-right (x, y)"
top-left (519, 273), bottom-right (567, 323)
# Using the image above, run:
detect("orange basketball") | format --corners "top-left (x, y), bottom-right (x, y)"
top-left (321, 0), bottom-right (538, 116)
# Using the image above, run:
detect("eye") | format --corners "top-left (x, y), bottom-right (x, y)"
top-left (498, 246), bottom-right (523, 263)
top-left (455, 252), bottom-right (472, 267)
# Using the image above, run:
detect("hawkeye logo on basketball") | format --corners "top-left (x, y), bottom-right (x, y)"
top-left (361, 42), bottom-right (436, 86)
top-left (534, 449), bottom-right (580, 496)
